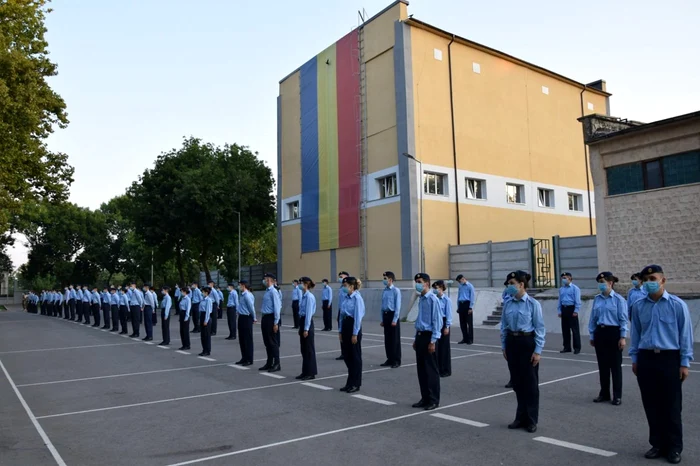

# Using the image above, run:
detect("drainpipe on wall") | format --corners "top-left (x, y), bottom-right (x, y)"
top-left (447, 34), bottom-right (462, 245)
top-left (579, 85), bottom-right (594, 235)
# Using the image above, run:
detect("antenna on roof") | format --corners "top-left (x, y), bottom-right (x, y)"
top-left (358, 8), bottom-right (367, 23)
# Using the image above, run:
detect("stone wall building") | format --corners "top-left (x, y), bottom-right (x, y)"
top-left (580, 111), bottom-right (700, 293)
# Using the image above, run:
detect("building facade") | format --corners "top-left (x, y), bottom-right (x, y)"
top-left (582, 111), bottom-right (700, 294)
top-left (278, 0), bottom-right (610, 283)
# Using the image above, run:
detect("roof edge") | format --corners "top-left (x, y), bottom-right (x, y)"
top-left (580, 110), bottom-right (700, 145)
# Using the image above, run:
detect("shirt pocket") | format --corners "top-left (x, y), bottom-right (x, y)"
top-left (659, 311), bottom-right (677, 325)
top-left (516, 308), bottom-right (531, 329)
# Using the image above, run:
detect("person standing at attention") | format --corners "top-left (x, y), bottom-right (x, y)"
top-left (198, 287), bottom-right (213, 356)
top-left (291, 279), bottom-right (301, 329)
top-left (235, 280), bottom-right (256, 366)
top-left (630, 265), bottom-right (693, 465)
top-left (321, 279), bottom-right (333, 331)
top-left (174, 284), bottom-right (181, 316)
top-left (501, 271), bottom-right (545, 433)
top-left (588, 272), bottom-right (627, 406)
top-left (455, 274), bottom-right (475, 344)
top-left (380, 271), bottom-right (402, 369)
top-left (296, 277), bottom-right (318, 381)
top-left (335, 271), bottom-right (350, 360)
top-left (190, 282), bottom-right (203, 333)
top-left (159, 286), bottom-right (172, 346)
top-left (178, 288), bottom-right (191, 351)
top-left (207, 280), bottom-right (219, 336)
top-left (128, 281), bottom-right (144, 338)
top-left (627, 273), bottom-right (647, 319)
top-left (142, 284), bottom-right (156, 341)
top-left (412, 273), bottom-right (441, 411)
top-left (109, 287), bottom-right (120, 332)
top-left (225, 282), bottom-right (239, 341)
top-left (259, 273), bottom-right (282, 373)
top-left (339, 276), bottom-right (365, 392)
top-left (558, 273), bottom-right (582, 354)
top-left (433, 280), bottom-right (453, 377)
top-left (118, 287), bottom-right (129, 334)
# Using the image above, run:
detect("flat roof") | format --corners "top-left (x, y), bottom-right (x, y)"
top-left (583, 110), bottom-right (700, 145)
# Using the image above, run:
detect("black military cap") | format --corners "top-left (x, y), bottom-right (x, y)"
top-left (596, 271), bottom-right (614, 281)
top-left (414, 272), bottom-right (430, 281)
top-left (504, 270), bottom-right (528, 286)
top-left (455, 274), bottom-right (465, 281)
top-left (342, 276), bottom-right (356, 284)
top-left (144, 283), bottom-right (151, 288)
top-left (227, 282), bottom-right (237, 287)
top-left (338, 271), bottom-right (349, 276)
top-left (263, 273), bottom-right (276, 280)
top-left (162, 286), bottom-right (170, 291)
top-left (299, 276), bottom-right (312, 282)
top-left (384, 271), bottom-right (396, 280)
top-left (239, 280), bottom-right (249, 286)
top-left (110, 287), bottom-right (116, 291)
top-left (561, 272), bottom-right (572, 278)
top-left (202, 286), bottom-right (211, 293)
top-left (640, 265), bottom-right (663, 279)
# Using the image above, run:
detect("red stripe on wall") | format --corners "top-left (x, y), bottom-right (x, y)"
top-left (336, 29), bottom-right (361, 249)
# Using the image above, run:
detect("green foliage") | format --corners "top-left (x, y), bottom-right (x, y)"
top-left (0, 0), bottom-right (73, 233)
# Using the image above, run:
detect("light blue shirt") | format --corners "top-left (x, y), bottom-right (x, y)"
top-left (337, 286), bottom-right (347, 312)
top-left (110, 293), bottom-right (119, 305)
top-left (437, 293), bottom-right (453, 327)
top-left (261, 285), bottom-right (282, 325)
top-left (292, 287), bottom-right (302, 302)
top-left (227, 289), bottom-right (239, 308)
top-left (588, 290), bottom-right (628, 339)
top-left (162, 294), bottom-right (172, 319)
top-left (629, 291), bottom-right (694, 367)
top-left (558, 283), bottom-right (581, 314)
top-left (322, 284), bottom-right (332, 302)
top-left (129, 288), bottom-right (144, 307)
top-left (339, 291), bottom-right (365, 335)
top-left (500, 293), bottom-right (546, 354)
top-left (82, 290), bottom-right (90, 302)
top-left (381, 285), bottom-right (401, 324)
top-left (70, 289), bottom-right (77, 300)
top-left (75, 289), bottom-right (83, 301)
top-left (179, 295), bottom-right (191, 321)
top-left (174, 287), bottom-right (181, 299)
top-left (415, 292), bottom-right (442, 343)
top-left (216, 289), bottom-right (224, 304)
top-left (191, 287), bottom-right (203, 304)
top-left (238, 290), bottom-right (256, 320)
top-left (143, 290), bottom-right (156, 308)
top-left (64, 289), bottom-right (70, 301)
top-left (627, 287), bottom-right (647, 312)
top-left (458, 281), bottom-right (475, 305)
top-left (90, 291), bottom-right (100, 304)
top-left (299, 290), bottom-right (317, 332)
top-left (200, 296), bottom-right (212, 324)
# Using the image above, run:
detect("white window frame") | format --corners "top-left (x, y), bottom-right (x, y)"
top-left (465, 178), bottom-right (487, 200)
top-left (377, 174), bottom-right (398, 199)
top-left (286, 201), bottom-right (300, 220)
top-left (568, 192), bottom-right (584, 212)
top-left (423, 172), bottom-right (448, 196)
top-left (506, 183), bottom-right (525, 205)
top-left (537, 187), bottom-right (555, 208)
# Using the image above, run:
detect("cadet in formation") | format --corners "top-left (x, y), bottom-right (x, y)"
top-left (101, 287), bottom-right (111, 329)
top-left (190, 282), bottom-right (203, 333)
top-left (226, 282), bottom-right (239, 340)
top-left (297, 277), bottom-right (318, 381)
top-left (207, 280), bottom-right (219, 336)
top-left (412, 273), bottom-right (441, 411)
top-left (630, 265), bottom-right (693, 465)
top-left (90, 286), bottom-right (101, 327)
top-left (456, 274), bottom-right (475, 344)
top-left (235, 281), bottom-right (255, 366)
top-left (160, 286), bottom-right (172, 346)
top-left (178, 288), bottom-right (191, 350)
top-left (198, 287), bottom-right (213, 356)
top-left (336, 271), bottom-right (350, 360)
top-left (118, 287), bottom-right (129, 334)
top-left (128, 281), bottom-right (144, 338)
top-left (291, 279), bottom-right (301, 329)
top-left (627, 273), bottom-right (647, 318)
top-left (321, 278), bottom-right (333, 331)
top-left (558, 272), bottom-right (582, 354)
top-left (81, 285), bottom-right (91, 324)
top-left (589, 272), bottom-right (628, 406)
top-left (380, 271), bottom-right (401, 369)
top-left (339, 276), bottom-right (365, 392)
top-left (260, 273), bottom-right (282, 372)
top-left (109, 287), bottom-right (120, 332)
top-left (502, 270), bottom-right (545, 433)
top-left (433, 280), bottom-right (452, 378)
top-left (63, 287), bottom-right (71, 319)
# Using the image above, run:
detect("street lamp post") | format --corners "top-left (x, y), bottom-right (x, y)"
top-left (234, 211), bottom-right (241, 281)
top-left (402, 152), bottom-right (425, 272)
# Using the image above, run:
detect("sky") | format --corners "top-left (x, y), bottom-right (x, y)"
top-left (8, 0), bottom-right (700, 268)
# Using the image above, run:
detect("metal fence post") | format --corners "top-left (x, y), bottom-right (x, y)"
top-left (552, 235), bottom-right (561, 283)
top-left (528, 237), bottom-right (535, 286)
top-left (486, 240), bottom-right (493, 287)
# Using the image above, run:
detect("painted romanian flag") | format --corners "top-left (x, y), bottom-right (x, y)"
top-left (300, 30), bottom-right (361, 253)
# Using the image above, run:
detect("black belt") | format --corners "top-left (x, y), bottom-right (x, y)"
top-left (508, 331), bottom-right (534, 337)
top-left (382, 310), bottom-right (396, 313)
top-left (596, 324), bottom-right (620, 329)
top-left (640, 349), bottom-right (680, 354)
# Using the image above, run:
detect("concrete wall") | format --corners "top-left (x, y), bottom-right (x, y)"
top-left (555, 235), bottom-right (598, 288)
top-left (449, 239), bottom-right (531, 287)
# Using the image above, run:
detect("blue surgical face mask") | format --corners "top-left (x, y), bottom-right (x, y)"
top-left (505, 284), bottom-right (518, 296)
top-left (341, 286), bottom-right (349, 295)
top-left (643, 281), bottom-right (660, 294)
top-left (297, 284), bottom-right (304, 292)
top-left (432, 288), bottom-right (439, 295)
top-left (598, 283), bottom-right (608, 293)
top-left (561, 278), bottom-right (569, 286)
top-left (631, 280), bottom-right (639, 287)
top-left (262, 280), bottom-right (266, 285)
top-left (415, 283), bottom-right (424, 293)
top-left (382, 279), bottom-right (388, 286)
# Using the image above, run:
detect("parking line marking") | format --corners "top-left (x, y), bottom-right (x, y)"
top-left (260, 373), bottom-right (285, 379)
top-left (228, 364), bottom-right (249, 370)
top-left (176, 351), bottom-right (190, 355)
top-left (301, 382), bottom-right (333, 391)
top-left (198, 357), bottom-right (216, 362)
top-left (430, 413), bottom-right (488, 427)
top-left (0, 342), bottom-right (136, 354)
top-left (156, 346), bottom-right (169, 349)
top-left (533, 437), bottom-right (616, 457)
top-left (100, 329), bottom-right (107, 332)
top-left (351, 394), bottom-right (396, 406)
top-left (143, 342), bottom-right (154, 345)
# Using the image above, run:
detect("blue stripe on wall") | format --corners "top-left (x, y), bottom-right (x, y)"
top-left (300, 57), bottom-right (320, 253)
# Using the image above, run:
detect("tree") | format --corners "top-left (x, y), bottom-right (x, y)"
top-left (0, 0), bottom-right (74, 234)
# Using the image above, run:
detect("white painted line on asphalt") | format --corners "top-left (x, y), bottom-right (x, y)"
top-left (0, 342), bottom-right (137, 354)
top-left (163, 369), bottom-right (601, 466)
top-left (533, 437), bottom-right (616, 457)
top-left (301, 382), bottom-right (333, 391)
top-left (0, 359), bottom-right (67, 466)
top-left (228, 364), bottom-right (249, 370)
top-left (351, 394), bottom-right (396, 406)
top-left (121, 335), bottom-right (131, 338)
top-left (156, 345), bottom-right (169, 349)
top-left (430, 413), bottom-right (488, 427)
top-left (100, 329), bottom-right (107, 332)
top-left (198, 357), bottom-right (216, 362)
top-left (143, 342), bottom-right (154, 345)
top-left (260, 372), bottom-right (285, 379)
top-left (176, 351), bottom-right (190, 355)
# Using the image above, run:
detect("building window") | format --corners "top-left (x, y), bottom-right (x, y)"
top-left (643, 159), bottom-right (663, 190)
top-left (423, 172), bottom-right (447, 196)
top-left (537, 188), bottom-right (554, 208)
top-left (663, 151), bottom-right (700, 187)
top-left (286, 201), bottom-right (299, 220)
top-left (466, 178), bottom-right (486, 200)
top-left (568, 193), bottom-right (583, 212)
top-left (378, 174), bottom-right (397, 199)
top-left (606, 162), bottom-right (644, 196)
top-left (506, 183), bottom-right (525, 204)
top-left (606, 150), bottom-right (700, 196)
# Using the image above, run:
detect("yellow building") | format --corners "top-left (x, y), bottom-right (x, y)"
top-left (277, 0), bottom-right (610, 283)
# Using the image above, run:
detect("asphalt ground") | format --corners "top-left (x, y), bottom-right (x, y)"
top-left (1, 306), bottom-right (699, 466)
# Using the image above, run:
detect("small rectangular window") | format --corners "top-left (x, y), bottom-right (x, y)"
top-left (537, 188), bottom-right (554, 208)
top-left (423, 172), bottom-right (447, 196)
top-left (506, 183), bottom-right (525, 204)
top-left (378, 174), bottom-right (397, 199)
top-left (287, 201), bottom-right (299, 220)
top-left (643, 159), bottom-right (663, 190)
top-left (568, 193), bottom-right (583, 212)
top-left (466, 178), bottom-right (486, 200)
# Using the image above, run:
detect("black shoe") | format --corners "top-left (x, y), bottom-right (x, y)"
top-left (574, 349), bottom-right (581, 355)
top-left (268, 364), bottom-right (281, 373)
top-left (339, 386), bottom-right (349, 392)
top-left (259, 365), bottom-right (271, 371)
top-left (293, 326), bottom-right (299, 329)
top-left (466, 341), bottom-right (473, 345)
top-left (92, 324), bottom-right (99, 327)
top-left (184, 347), bottom-right (190, 350)
top-left (380, 361), bottom-right (392, 367)
top-left (412, 401), bottom-right (426, 408)
top-left (204, 352), bottom-right (211, 356)
top-left (423, 404), bottom-right (438, 411)
top-left (526, 424), bottom-right (538, 433)
top-left (242, 361), bottom-right (253, 367)
top-left (346, 386), bottom-right (360, 393)
top-left (198, 352), bottom-right (206, 356)
top-left (667, 451), bottom-right (681, 464)
top-left (644, 448), bottom-right (663, 459)
top-left (335, 356), bottom-right (344, 360)
top-left (440, 373), bottom-right (451, 378)
top-left (457, 340), bottom-right (466, 344)
top-left (301, 375), bottom-right (315, 381)
top-left (505, 381), bottom-right (513, 389)
top-left (120, 331), bottom-right (127, 335)
top-left (211, 332), bottom-right (216, 336)
top-left (295, 374), bottom-right (305, 380)
top-left (143, 337), bottom-right (153, 341)
top-left (225, 337), bottom-right (235, 340)
top-left (612, 398), bottom-right (622, 406)
top-left (129, 334), bottom-right (136, 338)
top-left (178, 346), bottom-right (186, 350)
top-left (101, 326), bottom-right (109, 329)
top-left (560, 349), bottom-right (572, 353)
top-left (593, 396), bottom-right (611, 403)
top-left (391, 363), bottom-right (401, 369)
top-left (508, 420), bottom-right (523, 429)
top-left (110, 329), bottom-right (118, 332)
top-left (191, 329), bottom-right (200, 333)
top-left (235, 360), bottom-right (245, 365)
